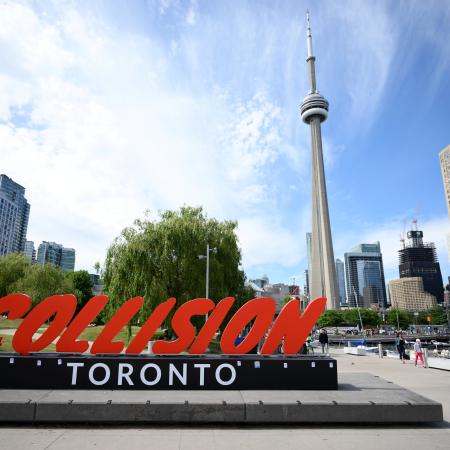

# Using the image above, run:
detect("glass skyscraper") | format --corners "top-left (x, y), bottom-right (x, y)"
top-left (0, 174), bottom-right (30, 256)
top-left (24, 240), bottom-right (36, 263)
top-left (37, 241), bottom-right (76, 272)
top-left (335, 259), bottom-right (346, 305)
top-left (61, 247), bottom-right (76, 272)
top-left (344, 243), bottom-right (387, 308)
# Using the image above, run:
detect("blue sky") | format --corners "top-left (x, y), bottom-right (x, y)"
top-left (1, 0), bottom-right (450, 288)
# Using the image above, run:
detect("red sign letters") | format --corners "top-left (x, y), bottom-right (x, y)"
top-left (0, 294), bottom-right (326, 356)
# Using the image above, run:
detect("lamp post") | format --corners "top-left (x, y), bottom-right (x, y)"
top-left (352, 286), bottom-right (364, 334)
top-left (197, 243), bottom-right (217, 319)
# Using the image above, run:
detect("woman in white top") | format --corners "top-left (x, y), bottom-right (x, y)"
top-left (414, 338), bottom-right (425, 367)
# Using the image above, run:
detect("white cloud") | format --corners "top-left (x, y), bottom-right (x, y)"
top-left (1, 0), bottom-right (448, 285)
top-left (185, 0), bottom-right (197, 26)
top-left (316, 2), bottom-right (397, 134)
top-left (220, 92), bottom-right (282, 183)
top-left (238, 218), bottom-right (302, 268)
top-left (0, 1), bottom-right (296, 272)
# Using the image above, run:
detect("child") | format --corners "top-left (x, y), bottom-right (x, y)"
top-left (414, 338), bottom-right (425, 367)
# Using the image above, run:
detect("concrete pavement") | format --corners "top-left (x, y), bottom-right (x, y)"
top-left (1, 349), bottom-right (450, 449)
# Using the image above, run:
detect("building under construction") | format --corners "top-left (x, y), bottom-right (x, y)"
top-left (399, 229), bottom-right (444, 303)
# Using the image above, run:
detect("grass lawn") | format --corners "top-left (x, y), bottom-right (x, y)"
top-left (0, 318), bottom-right (25, 329)
top-left (78, 325), bottom-right (146, 343)
top-left (0, 333), bottom-right (56, 352)
top-left (0, 318), bottom-right (49, 331)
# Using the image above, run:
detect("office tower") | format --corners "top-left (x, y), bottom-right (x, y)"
top-left (263, 282), bottom-right (291, 312)
top-left (344, 243), bottom-right (387, 308)
top-left (37, 241), bottom-right (76, 272)
top-left (335, 259), bottom-right (346, 305)
top-left (300, 13), bottom-right (338, 309)
top-left (0, 174), bottom-right (30, 255)
top-left (90, 273), bottom-right (104, 296)
top-left (389, 278), bottom-right (437, 311)
top-left (60, 247), bottom-right (76, 272)
top-left (399, 227), bottom-right (443, 303)
top-left (352, 243), bottom-right (381, 253)
top-left (304, 269), bottom-right (310, 301)
top-left (24, 240), bottom-right (36, 263)
top-left (249, 275), bottom-right (269, 290)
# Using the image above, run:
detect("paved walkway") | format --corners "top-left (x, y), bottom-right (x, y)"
top-left (1, 349), bottom-right (450, 449)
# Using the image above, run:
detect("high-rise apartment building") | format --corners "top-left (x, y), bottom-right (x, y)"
top-left (439, 145), bottom-right (450, 262)
top-left (24, 240), bottom-right (36, 263)
top-left (36, 241), bottom-right (76, 272)
top-left (335, 259), bottom-right (346, 305)
top-left (389, 277), bottom-right (437, 311)
top-left (440, 145), bottom-right (450, 217)
top-left (344, 243), bottom-right (387, 308)
top-left (399, 228), bottom-right (443, 303)
top-left (0, 174), bottom-right (30, 256)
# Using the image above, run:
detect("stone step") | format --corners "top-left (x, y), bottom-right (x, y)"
top-left (0, 373), bottom-right (442, 423)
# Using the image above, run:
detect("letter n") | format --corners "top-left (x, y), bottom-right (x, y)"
top-left (260, 297), bottom-right (326, 355)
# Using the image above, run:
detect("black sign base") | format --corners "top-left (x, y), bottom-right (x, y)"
top-left (0, 354), bottom-right (337, 390)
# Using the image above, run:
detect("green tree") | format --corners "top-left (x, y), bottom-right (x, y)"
top-left (317, 310), bottom-right (344, 327)
top-left (93, 261), bottom-right (101, 275)
top-left (341, 309), bottom-right (361, 326)
top-left (386, 308), bottom-right (413, 329)
top-left (0, 253), bottom-right (29, 297)
top-left (66, 270), bottom-right (93, 309)
top-left (359, 309), bottom-right (381, 327)
top-left (11, 264), bottom-right (78, 306)
top-left (103, 207), bottom-right (247, 327)
top-left (430, 306), bottom-right (448, 325)
top-left (342, 308), bottom-right (380, 328)
top-left (418, 306), bottom-right (447, 325)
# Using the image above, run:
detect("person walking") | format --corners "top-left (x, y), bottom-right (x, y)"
top-left (319, 329), bottom-right (328, 354)
top-left (414, 338), bottom-right (425, 367)
top-left (306, 334), bottom-right (314, 355)
top-left (396, 332), bottom-right (406, 364)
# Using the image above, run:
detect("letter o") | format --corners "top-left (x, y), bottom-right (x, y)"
top-left (215, 363), bottom-right (236, 386)
top-left (88, 363), bottom-right (111, 386)
top-left (140, 363), bottom-right (161, 386)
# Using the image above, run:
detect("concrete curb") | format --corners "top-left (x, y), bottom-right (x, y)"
top-left (0, 373), bottom-right (443, 424)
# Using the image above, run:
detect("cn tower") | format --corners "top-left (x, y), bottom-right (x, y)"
top-left (300, 12), bottom-right (339, 309)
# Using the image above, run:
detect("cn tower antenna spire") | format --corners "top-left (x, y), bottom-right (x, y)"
top-left (306, 9), bottom-right (314, 59)
top-left (305, 11), bottom-right (317, 93)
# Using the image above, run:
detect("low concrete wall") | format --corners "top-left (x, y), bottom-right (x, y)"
top-left (0, 373), bottom-right (443, 424)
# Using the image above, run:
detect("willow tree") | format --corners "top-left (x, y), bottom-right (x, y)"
top-left (102, 207), bottom-right (251, 327)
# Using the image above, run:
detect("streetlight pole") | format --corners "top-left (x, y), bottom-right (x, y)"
top-left (205, 243), bottom-right (210, 300)
top-left (352, 286), bottom-right (364, 334)
top-left (198, 243), bottom-right (217, 320)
